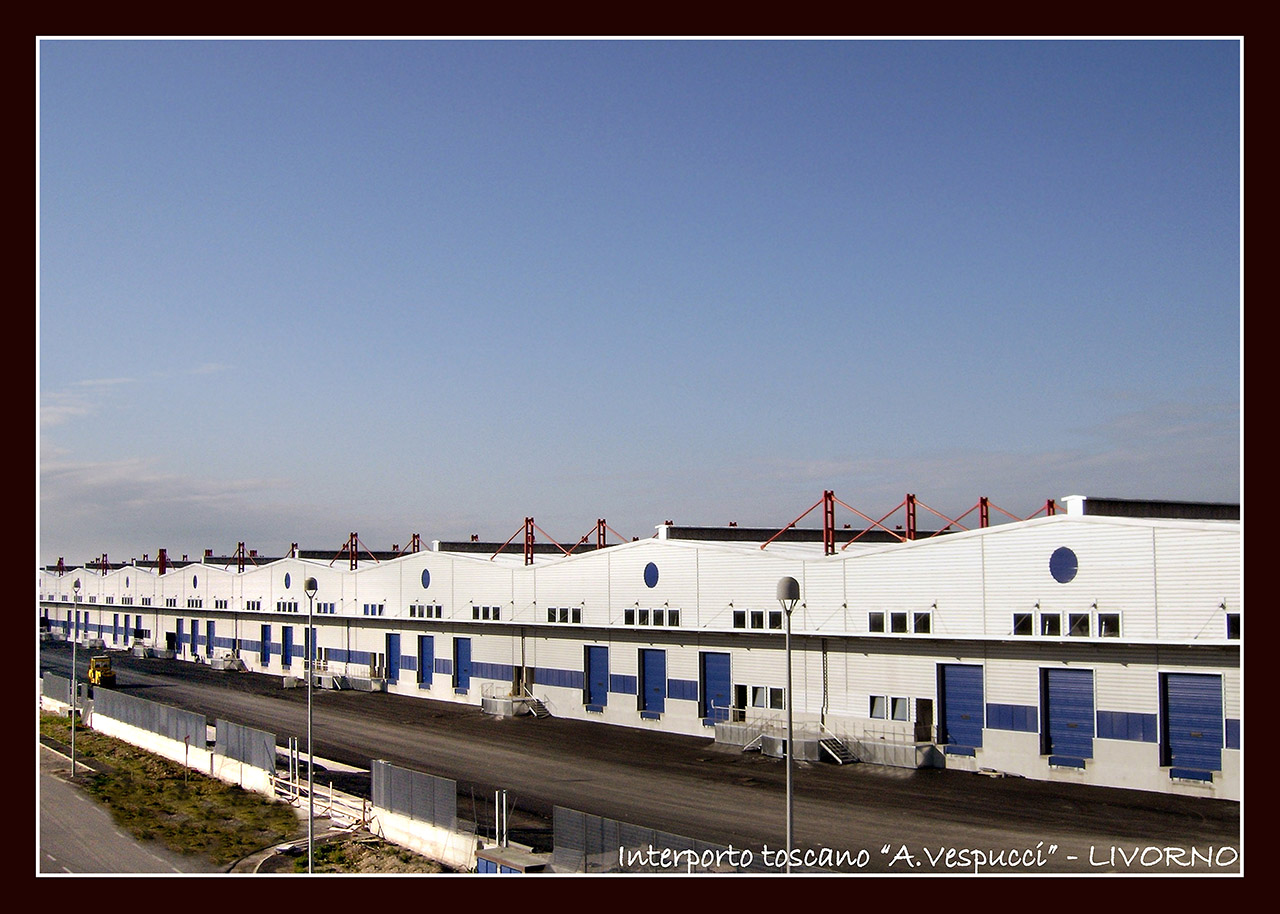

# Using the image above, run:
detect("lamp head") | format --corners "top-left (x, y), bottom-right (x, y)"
top-left (776, 576), bottom-right (800, 612)
top-left (304, 577), bottom-right (318, 598)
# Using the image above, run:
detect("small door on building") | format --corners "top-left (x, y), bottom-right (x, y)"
top-left (585, 646), bottom-right (609, 709)
top-left (206, 620), bottom-right (215, 658)
top-left (113, 613), bottom-right (120, 645)
top-left (915, 698), bottom-right (934, 742)
top-left (1161, 672), bottom-right (1223, 778)
top-left (938, 663), bottom-right (984, 750)
top-left (700, 652), bottom-right (731, 723)
top-left (1041, 668), bottom-right (1095, 764)
top-left (733, 684), bottom-right (748, 722)
top-left (282, 627), bottom-right (293, 669)
top-left (176, 619), bottom-right (184, 655)
top-left (418, 635), bottom-right (434, 687)
top-left (386, 633), bottom-right (401, 682)
top-left (191, 619), bottom-right (200, 654)
top-left (166, 631), bottom-right (177, 652)
top-left (454, 637), bottom-right (472, 692)
top-left (261, 624), bottom-right (271, 664)
top-left (639, 649), bottom-right (666, 716)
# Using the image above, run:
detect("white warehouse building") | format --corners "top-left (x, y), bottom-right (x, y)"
top-left (38, 493), bottom-right (1242, 801)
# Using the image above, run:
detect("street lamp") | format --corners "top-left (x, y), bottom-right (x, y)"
top-left (776, 575), bottom-right (801, 874)
top-left (71, 578), bottom-right (80, 778)
top-left (304, 576), bottom-right (318, 874)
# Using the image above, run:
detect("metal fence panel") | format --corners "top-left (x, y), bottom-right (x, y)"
top-left (552, 806), bottom-right (771, 873)
top-left (92, 688), bottom-right (206, 749)
top-left (370, 759), bottom-right (458, 829)
top-left (42, 672), bottom-right (71, 703)
top-left (214, 719), bottom-right (277, 772)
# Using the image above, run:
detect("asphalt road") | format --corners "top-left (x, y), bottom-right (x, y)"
top-left (38, 643), bottom-right (1243, 874)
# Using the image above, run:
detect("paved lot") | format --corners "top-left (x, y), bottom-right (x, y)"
top-left (39, 643), bottom-right (1243, 874)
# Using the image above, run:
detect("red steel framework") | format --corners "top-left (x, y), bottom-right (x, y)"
top-left (761, 492), bottom-right (1061, 554)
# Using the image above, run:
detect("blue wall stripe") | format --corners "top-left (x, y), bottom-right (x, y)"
top-left (435, 658), bottom-right (453, 675)
top-left (1225, 718), bottom-right (1240, 750)
top-left (609, 674), bottom-right (637, 695)
top-left (473, 661), bottom-right (514, 682)
top-left (535, 667), bottom-right (585, 690)
top-left (986, 703), bottom-right (1038, 733)
top-left (400, 655), bottom-right (417, 672)
top-left (1096, 710), bottom-right (1159, 743)
top-left (667, 679), bottom-right (698, 702)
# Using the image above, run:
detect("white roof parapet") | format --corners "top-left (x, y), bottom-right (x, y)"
top-left (1063, 495), bottom-right (1087, 516)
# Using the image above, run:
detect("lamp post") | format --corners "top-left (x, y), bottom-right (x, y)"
top-left (776, 575), bottom-right (800, 874)
top-left (71, 578), bottom-right (80, 778)
top-left (304, 576), bottom-right (318, 874)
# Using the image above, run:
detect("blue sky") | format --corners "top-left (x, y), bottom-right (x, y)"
top-left (37, 38), bottom-right (1241, 566)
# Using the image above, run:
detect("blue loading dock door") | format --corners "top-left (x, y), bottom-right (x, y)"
top-left (418, 635), bottom-right (433, 686)
top-left (261, 625), bottom-right (271, 664)
top-left (113, 614), bottom-right (119, 645)
top-left (1161, 673), bottom-right (1223, 779)
top-left (206, 621), bottom-right (215, 657)
top-left (640, 649), bottom-right (666, 715)
top-left (700, 652), bottom-right (731, 723)
top-left (282, 627), bottom-right (293, 668)
top-left (386, 633), bottom-right (401, 682)
top-left (176, 619), bottom-right (184, 655)
top-left (191, 619), bottom-right (199, 654)
top-left (585, 646), bottom-right (609, 709)
top-left (939, 664), bottom-right (984, 751)
top-left (454, 638), bottom-right (472, 692)
top-left (1042, 668), bottom-right (1094, 765)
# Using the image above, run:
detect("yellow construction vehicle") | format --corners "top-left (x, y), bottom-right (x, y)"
top-left (87, 655), bottom-right (115, 689)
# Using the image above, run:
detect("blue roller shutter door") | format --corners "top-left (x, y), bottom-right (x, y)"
top-left (206, 621), bottom-right (215, 658)
top-left (176, 619), bottom-right (184, 655)
top-left (585, 646), bottom-right (609, 709)
top-left (700, 652), bottom-right (731, 723)
top-left (640, 649), bottom-right (666, 716)
top-left (418, 635), bottom-right (434, 687)
top-left (939, 664), bottom-right (984, 751)
top-left (261, 625), bottom-right (271, 664)
top-left (113, 614), bottom-right (120, 645)
top-left (387, 633), bottom-right (401, 682)
top-left (282, 627), bottom-right (293, 669)
top-left (1161, 673), bottom-right (1223, 779)
top-left (454, 638), bottom-right (472, 693)
top-left (1042, 668), bottom-right (1094, 765)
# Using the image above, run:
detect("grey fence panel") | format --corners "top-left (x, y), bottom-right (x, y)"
top-left (552, 806), bottom-right (769, 873)
top-left (215, 719), bottom-right (277, 772)
top-left (370, 759), bottom-right (458, 829)
top-left (43, 672), bottom-right (71, 703)
top-left (91, 688), bottom-right (207, 750)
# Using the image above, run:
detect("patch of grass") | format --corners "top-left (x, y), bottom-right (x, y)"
top-left (41, 712), bottom-right (299, 866)
top-left (287, 836), bottom-right (447, 873)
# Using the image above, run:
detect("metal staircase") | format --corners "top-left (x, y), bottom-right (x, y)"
top-left (527, 697), bottom-right (551, 718)
top-left (819, 736), bottom-right (857, 765)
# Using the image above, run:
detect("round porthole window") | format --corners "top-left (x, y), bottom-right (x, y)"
top-left (644, 562), bottom-right (659, 588)
top-left (192, 574), bottom-right (198, 588)
top-left (421, 568), bottom-right (431, 589)
top-left (1049, 547), bottom-right (1078, 584)
top-left (284, 573), bottom-right (291, 589)
top-left (125, 576), bottom-right (129, 588)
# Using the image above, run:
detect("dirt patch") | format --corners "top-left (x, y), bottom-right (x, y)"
top-left (257, 833), bottom-right (451, 873)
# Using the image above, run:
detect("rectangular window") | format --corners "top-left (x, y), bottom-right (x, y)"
top-left (1040, 614), bottom-right (1061, 636)
top-left (493, 607), bottom-right (501, 621)
top-left (652, 610), bottom-right (664, 626)
top-left (473, 606), bottom-right (481, 620)
top-left (624, 608), bottom-right (635, 625)
top-left (1013, 613), bottom-right (1033, 636)
top-left (549, 607), bottom-right (558, 623)
top-left (639, 609), bottom-right (650, 626)
top-left (481, 606), bottom-right (490, 620)
top-left (769, 687), bottom-right (785, 710)
top-left (891, 697), bottom-right (909, 721)
top-left (1068, 613), bottom-right (1091, 637)
top-left (750, 611), bottom-right (764, 629)
top-left (570, 607), bottom-right (580, 624)
top-left (890, 612), bottom-right (908, 633)
top-left (869, 612), bottom-right (885, 633)
top-left (1226, 613), bottom-right (1240, 639)
top-left (1097, 613), bottom-right (1120, 638)
top-left (667, 609), bottom-right (679, 627)
top-left (558, 607), bottom-right (569, 623)
top-left (870, 695), bottom-right (887, 719)
top-left (733, 610), bottom-right (746, 629)
top-left (768, 611), bottom-right (783, 630)
top-left (913, 612), bottom-right (931, 634)
top-left (751, 686), bottom-right (767, 707)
